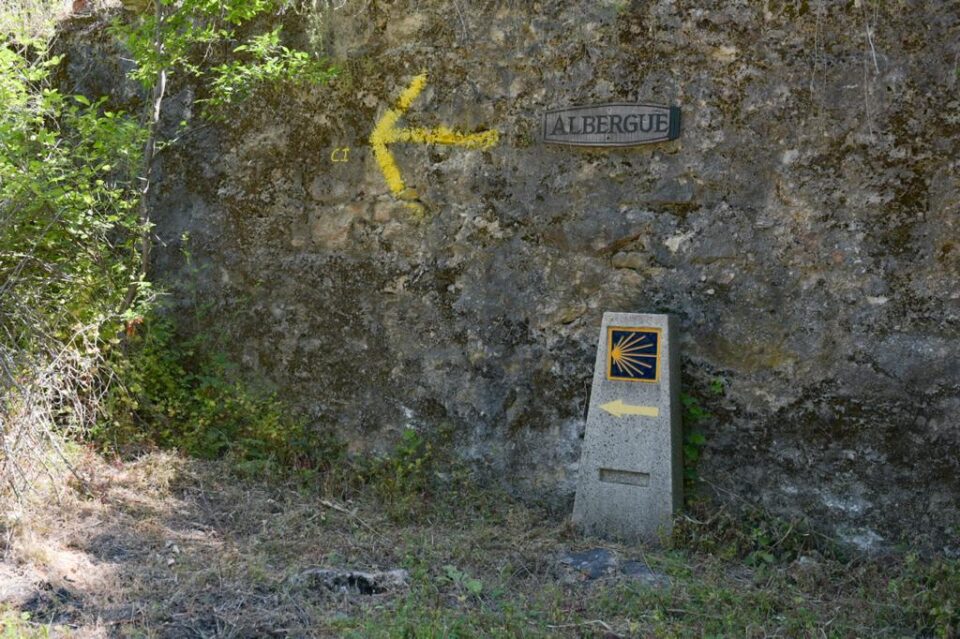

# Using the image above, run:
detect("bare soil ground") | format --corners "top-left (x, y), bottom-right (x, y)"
top-left (0, 451), bottom-right (949, 637)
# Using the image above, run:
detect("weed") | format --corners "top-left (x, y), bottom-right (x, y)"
top-left (100, 310), bottom-right (345, 480)
top-left (0, 610), bottom-right (51, 638)
top-left (680, 391), bottom-right (711, 488)
top-left (347, 425), bottom-right (492, 523)
top-left (890, 553), bottom-right (960, 637)
top-left (439, 564), bottom-right (484, 599)
top-left (673, 499), bottom-right (828, 566)
top-left (680, 377), bottom-right (726, 493)
top-left (355, 428), bottom-right (434, 521)
top-left (708, 375), bottom-right (726, 396)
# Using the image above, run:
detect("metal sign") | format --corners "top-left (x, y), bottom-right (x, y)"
top-left (607, 327), bottom-right (660, 382)
top-left (543, 103), bottom-right (680, 147)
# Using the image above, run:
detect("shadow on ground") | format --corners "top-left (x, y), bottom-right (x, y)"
top-left (0, 452), bottom-right (567, 637)
top-left (0, 451), bottom-right (948, 638)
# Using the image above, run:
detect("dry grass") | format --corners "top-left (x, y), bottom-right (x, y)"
top-left (0, 450), bottom-right (954, 638)
top-left (0, 0), bottom-right (64, 40)
top-left (0, 322), bottom-right (111, 547)
top-left (1, 450), bottom-right (550, 637)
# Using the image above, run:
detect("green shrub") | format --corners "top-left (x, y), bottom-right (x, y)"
top-left (356, 428), bottom-right (435, 521)
top-left (203, 27), bottom-right (338, 115)
top-left (100, 311), bottom-right (344, 479)
top-left (680, 391), bottom-right (710, 488)
top-left (672, 499), bottom-right (828, 566)
top-left (117, 0), bottom-right (338, 114)
top-left (0, 0), bottom-right (339, 509)
top-left (326, 424), bottom-right (484, 522)
top-left (891, 553), bottom-right (960, 638)
top-left (0, 18), bottom-right (147, 504)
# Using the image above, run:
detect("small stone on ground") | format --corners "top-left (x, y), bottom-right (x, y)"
top-left (558, 549), bottom-right (670, 587)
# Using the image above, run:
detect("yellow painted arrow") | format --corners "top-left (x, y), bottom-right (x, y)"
top-left (599, 400), bottom-right (660, 418)
top-left (369, 73), bottom-right (499, 198)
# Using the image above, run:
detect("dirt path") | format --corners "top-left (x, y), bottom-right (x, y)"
top-left (0, 451), bottom-right (939, 638)
top-left (0, 452), bottom-right (564, 637)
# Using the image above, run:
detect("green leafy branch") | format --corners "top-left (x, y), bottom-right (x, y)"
top-left (116, 0), bottom-right (337, 105)
top-left (111, 0), bottom-right (337, 310)
top-left (680, 376), bottom-right (725, 488)
top-left (203, 27), bottom-right (337, 114)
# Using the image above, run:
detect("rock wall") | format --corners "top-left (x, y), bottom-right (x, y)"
top-left (63, 1), bottom-right (960, 552)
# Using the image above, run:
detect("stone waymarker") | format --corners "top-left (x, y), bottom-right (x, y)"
top-left (572, 312), bottom-right (682, 542)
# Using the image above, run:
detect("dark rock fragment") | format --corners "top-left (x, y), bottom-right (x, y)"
top-left (291, 568), bottom-right (409, 595)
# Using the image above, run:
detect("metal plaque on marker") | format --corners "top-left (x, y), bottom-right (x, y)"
top-left (543, 103), bottom-right (681, 147)
top-left (572, 312), bottom-right (682, 542)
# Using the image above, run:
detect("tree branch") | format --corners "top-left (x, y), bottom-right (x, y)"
top-left (119, 0), bottom-right (167, 316)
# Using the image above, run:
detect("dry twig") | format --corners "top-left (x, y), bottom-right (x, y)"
top-left (319, 498), bottom-right (382, 538)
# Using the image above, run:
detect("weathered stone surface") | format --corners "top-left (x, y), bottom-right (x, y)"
top-left (620, 560), bottom-right (671, 588)
top-left (58, 1), bottom-right (960, 551)
top-left (556, 548), bottom-right (670, 587)
top-left (558, 548), bottom-right (617, 581)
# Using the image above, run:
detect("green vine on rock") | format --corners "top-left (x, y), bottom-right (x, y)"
top-left (680, 376), bottom-right (725, 492)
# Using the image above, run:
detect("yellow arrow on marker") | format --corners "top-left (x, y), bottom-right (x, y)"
top-left (599, 400), bottom-right (660, 418)
top-left (369, 73), bottom-right (499, 198)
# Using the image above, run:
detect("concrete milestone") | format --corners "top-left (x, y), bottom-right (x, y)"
top-left (573, 312), bottom-right (682, 542)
